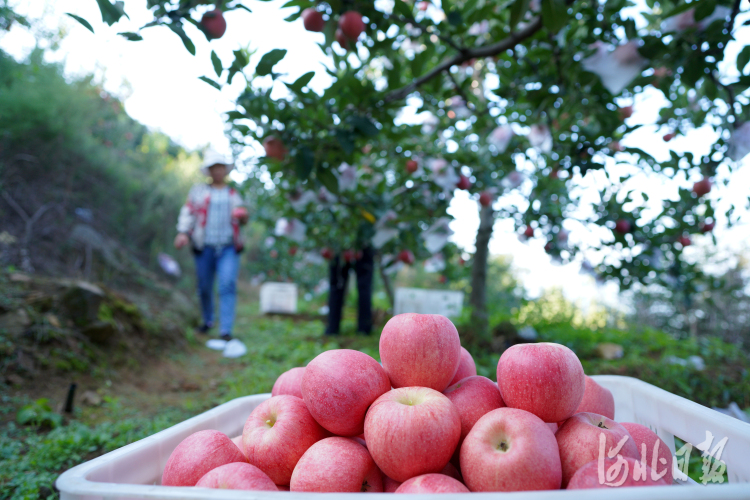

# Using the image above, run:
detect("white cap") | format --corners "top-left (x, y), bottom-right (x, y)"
top-left (200, 149), bottom-right (235, 176)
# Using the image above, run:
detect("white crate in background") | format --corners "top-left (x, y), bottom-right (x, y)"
top-left (394, 287), bottom-right (464, 317)
top-left (259, 282), bottom-right (297, 314)
top-left (57, 376), bottom-right (750, 499)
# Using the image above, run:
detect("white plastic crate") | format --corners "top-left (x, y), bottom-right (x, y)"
top-left (394, 287), bottom-right (464, 317)
top-left (56, 375), bottom-right (750, 500)
top-left (259, 282), bottom-right (297, 314)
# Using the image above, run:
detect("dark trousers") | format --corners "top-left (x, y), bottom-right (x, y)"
top-left (326, 247), bottom-right (374, 334)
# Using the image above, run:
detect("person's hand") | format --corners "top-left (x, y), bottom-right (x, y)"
top-left (174, 233), bottom-right (190, 249)
top-left (232, 207), bottom-right (249, 226)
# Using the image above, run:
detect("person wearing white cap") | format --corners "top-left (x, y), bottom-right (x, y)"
top-left (174, 150), bottom-right (248, 340)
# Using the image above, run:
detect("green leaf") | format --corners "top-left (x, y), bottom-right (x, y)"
top-left (295, 146), bottom-right (315, 180)
top-left (226, 111), bottom-right (246, 120)
top-left (737, 46), bottom-right (750, 75)
top-left (199, 76), bottom-right (222, 90)
top-left (287, 71), bottom-right (315, 92)
top-left (348, 116), bottom-right (379, 137)
top-left (335, 129), bottom-right (355, 155)
top-left (168, 23), bottom-right (196, 55)
top-left (230, 4), bottom-right (253, 13)
top-left (447, 10), bottom-right (463, 26)
top-left (317, 166), bottom-right (339, 194)
top-left (393, 0), bottom-right (413, 18)
top-left (211, 50), bottom-right (223, 77)
top-left (694, 0), bottom-right (717, 21)
top-left (95, 0), bottom-right (125, 26)
top-left (256, 49), bottom-right (287, 77)
top-left (118, 32), bottom-right (143, 41)
top-left (509, 0), bottom-right (530, 30)
top-left (66, 13), bottom-right (94, 33)
top-left (541, 0), bottom-right (568, 33)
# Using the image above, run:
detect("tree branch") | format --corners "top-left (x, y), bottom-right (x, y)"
top-left (383, 17), bottom-right (543, 104)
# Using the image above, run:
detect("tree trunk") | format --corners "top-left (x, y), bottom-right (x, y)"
top-left (469, 205), bottom-right (495, 343)
top-left (378, 256), bottom-right (395, 311)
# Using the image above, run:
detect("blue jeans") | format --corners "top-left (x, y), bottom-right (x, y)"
top-left (194, 245), bottom-right (239, 336)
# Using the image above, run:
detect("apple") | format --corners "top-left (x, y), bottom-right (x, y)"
top-left (406, 159), bottom-right (418, 173)
top-left (575, 376), bottom-right (615, 420)
top-left (301, 8), bottom-right (325, 32)
top-left (200, 9), bottom-right (227, 40)
top-left (231, 207), bottom-right (248, 225)
top-left (456, 175), bottom-right (471, 190)
top-left (556, 412), bottom-right (640, 487)
top-left (263, 136), bottom-right (286, 161)
top-left (290, 437), bottom-right (383, 492)
top-left (619, 106), bottom-right (633, 120)
top-left (161, 430), bottom-right (246, 486)
top-left (320, 247), bottom-right (334, 260)
top-left (614, 219), bottom-right (631, 234)
top-left (383, 475), bottom-right (401, 493)
top-left (335, 29), bottom-right (350, 50)
top-left (524, 226), bottom-right (534, 238)
top-left (364, 387), bottom-right (461, 482)
top-left (663, 132), bottom-right (675, 142)
top-left (444, 376), bottom-right (504, 445)
top-left (439, 275), bottom-right (447, 283)
top-left (448, 347), bottom-right (477, 386)
top-left (230, 435), bottom-right (246, 458)
top-left (700, 221), bottom-right (715, 233)
top-left (379, 313), bottom-right (461, 391)
top-left (395, 474), bottom-right (469, 493)
top-left (277, 485), bottom-right (290, 491)
top-left (195, 462), bottom-right (277, 491)
top-left (479, 191), bottom-right (493, 207)
top-left (678, 235), bottom-right (692, 247)
top-left (441, 461), bottom-right (462, 481)
top-left (397, 249), bottom-right (415, 265)
top-left (288, 246), bottom-right (298, 256)
top-left (693, 178), bottom-right (711, 197)
top-left (342, 249), bottom-right (356, 263)
top-left (242, 395), bottom-right (328, 485)
top-left (620, 423), bottom-right (673, 484)
top-left (610, 141), bottom-right (624, 152)
top-left (497, 342), bottom-right (585, 423)
top-left (384, 462), bottom-right (461, 493)
top-left (271, 366), bottom-right (305, 399)
top-left (460, 407), bottom-right (561, 491)
top-left (567, 457), bottom-right (670, 489)
top-left (339, 11), bottom-right (365, 40)
top-left (301, 349), bottom-right (390, 436)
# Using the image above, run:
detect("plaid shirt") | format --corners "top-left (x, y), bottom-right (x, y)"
top-left (176, 183), bottom-right (246, 251)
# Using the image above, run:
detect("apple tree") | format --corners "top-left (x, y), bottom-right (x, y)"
top-left (79, 0), bottom-right (750, 340)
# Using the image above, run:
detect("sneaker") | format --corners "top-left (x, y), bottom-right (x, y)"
top-left (223, 338), bottom-right (247, 358)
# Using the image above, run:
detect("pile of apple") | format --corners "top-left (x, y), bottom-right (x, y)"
top-left (161, 313), bottom-right (674, 493)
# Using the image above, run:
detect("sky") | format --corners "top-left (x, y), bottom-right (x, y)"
top-left (2, 0), bottom-right (749, 309)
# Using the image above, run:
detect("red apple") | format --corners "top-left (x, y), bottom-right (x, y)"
top-left (524, 226), bottom-right (534, 238)
top-left (497, 342), bottom-right (585, 423)
top-left (620, 423), bottom-right (673, 484)
top-left (448, 347), bottom-right (477, 386)
top-left (575, 376), bottom-right (615, 420)
top-left (320, 247), bottom-right (334, 260)
top-left (277, 485), bottom-right (290, 491)
top-left (364, 387), bottom-right (461, 482)
top-left (335, 29), bottom-right (350, 50)
top-left (288, 246), bottom-right (298, 256)
top-left (383, 475), bottom-right (401, 492)
top-left (556, 412), bottom-right (640, 487)
top-left (290, 437), bottom-right (383, 492)
top-left (231, 435), bottom-right (246, 458)
top-left (567, 457), bottom-right (670, 489)
top-left (479, 191), bottom-right (493, 207)
top-left (441, 461), bottom-right (462, 481)
top-left (379, 313), bottom-right (461, 391)
top-left (444, 376), bottom-right (505, 460)
top-left (678, 235), bottom-right (692, 247)
top-left (663, 132), bottom-right (675, 142)
top-left (700, 221), bottom-right (715, 233)
top-left (195, 462), bottom-right (277, 491)
top-left (271, 367), bottom-right (305, 399)
top-left (301, 8), bottom-right (325, 32)
top-left (456, 175), bottom-right (471, 190)
top-left (339, 11), bottom-right (365, 40)
top-left (397, 249), bottom-right (415, 265)
top-left (342, 249), bottom-right (356, 263)
top-left (693, 178), bottom-right (711, 197)
top-left (301, 349), bottom-right (390, 436)
top-left (201, 9), bottom-right (227, 40)
top-left (405, 159), bottom-right (418, 173)
top-left (242, 395), bottom-right (328, 485)
top-left (614, 219), bottom-right (631, 234)
top-left (395, 474), bottom-right (469, 493)
top-left (161, 430), bottom-right (246, 486)
top-left (460, 407), bottom-right (561, 491)
top-left (263, 136), bottom-right (286, 161)
top-left (619, 106), bottom-right (633, 120)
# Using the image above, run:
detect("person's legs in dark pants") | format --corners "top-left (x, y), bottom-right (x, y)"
top-left (194, 246), bottom-right (217, 331)
top-left (326, 254), bottom-right (350, 335)
top-left (354, 247), bottom-right (374, 335)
